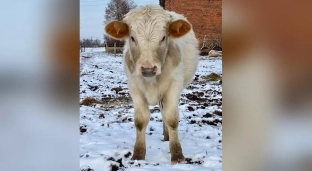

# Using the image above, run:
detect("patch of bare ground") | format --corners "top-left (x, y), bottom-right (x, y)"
top-left (80, 95), bottom-right (133, 107)
top-left (80, 97), bottom-right (103, 106)
top-left (101, 94), bottom-right (132, 107)
top-left (202, 72), bottom-right (222, 81)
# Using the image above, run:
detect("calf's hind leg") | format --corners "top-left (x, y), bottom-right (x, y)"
top-left (163, 122), bottom-right (169, 141)
top-left (160, 100), bottom-right (169, 141)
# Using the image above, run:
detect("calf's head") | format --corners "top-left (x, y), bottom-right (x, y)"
top-left (104, 7), bottom-right (191, 77)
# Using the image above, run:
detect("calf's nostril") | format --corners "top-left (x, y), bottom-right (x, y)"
top-left (153, 66), bottom-right (157, 73)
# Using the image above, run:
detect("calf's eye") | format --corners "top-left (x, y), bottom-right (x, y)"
top-left (131, 36), bottom-right (135, 42)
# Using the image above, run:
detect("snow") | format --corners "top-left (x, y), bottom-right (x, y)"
top-left (80, 48), bottom-right (222, 171)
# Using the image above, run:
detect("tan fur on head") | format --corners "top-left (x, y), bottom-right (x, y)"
top-left (105, 21), bottom-right (129, 40)
top-left (168, 20), bottom-right (191, 38)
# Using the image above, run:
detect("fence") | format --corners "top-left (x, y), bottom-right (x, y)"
top-left (80, 45), bottom-right (86, 52)
top-left (104, 42), bottom-right (123, 56)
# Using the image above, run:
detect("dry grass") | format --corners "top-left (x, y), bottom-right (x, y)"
top-left (80, 97), bottom-right (103, 106)
top-left (206, 38), bottom-right (222, 50)
top-left (101, 96), bottom-right (133, 107)
top-left (80, 95), bottom-right (133, 107)
top-left (202, 72), bottom-right (222, 81)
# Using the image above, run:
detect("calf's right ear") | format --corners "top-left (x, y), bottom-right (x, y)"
top-left (105, 21), bottom-right (129, 40)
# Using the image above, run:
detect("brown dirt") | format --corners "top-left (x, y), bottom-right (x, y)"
top-left (202, 72), bottom-right (222, 81)
top-left (80, 97), bottom-right (103, 106)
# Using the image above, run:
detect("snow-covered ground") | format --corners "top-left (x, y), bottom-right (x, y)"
top-left (80, 48), bottom-right (222, 171)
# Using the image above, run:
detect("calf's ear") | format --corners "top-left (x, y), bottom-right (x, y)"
top-left (105, 21), bottom-right (129, 40)
top-left (168, 19), bottom-right (191, 38)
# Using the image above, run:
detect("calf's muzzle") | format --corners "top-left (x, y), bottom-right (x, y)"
top-left (141, 66), bottom-right (157, 77)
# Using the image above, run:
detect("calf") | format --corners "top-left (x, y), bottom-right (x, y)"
top-left (104, 5), bottom-right (199, 164)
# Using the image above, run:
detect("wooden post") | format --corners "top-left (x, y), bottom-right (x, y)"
top-left (114, 42), bottom-right (116, 57)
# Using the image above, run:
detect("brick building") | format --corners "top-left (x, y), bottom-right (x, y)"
top-left (161, 0), bottom-right (222, 49)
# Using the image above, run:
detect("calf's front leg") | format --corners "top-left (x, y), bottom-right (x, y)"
top-left (162, 84), bottom-right (185, 164)
top-left (130, 90), bottom-right (150, 160)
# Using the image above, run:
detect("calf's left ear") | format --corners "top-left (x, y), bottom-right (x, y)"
top-left (168, 19), bottom-right (191, 38)
top-left (105, 21), bottom-right (129, 40)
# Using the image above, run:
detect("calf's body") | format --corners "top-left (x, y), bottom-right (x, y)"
top-left (105, 5), bottom-right (199, 164)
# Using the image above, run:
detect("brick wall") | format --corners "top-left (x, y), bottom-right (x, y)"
top-left (164, 0), bottom-right (222, 48)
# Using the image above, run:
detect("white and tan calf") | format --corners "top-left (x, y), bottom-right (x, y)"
top-left (104, 5), bottom-right (199, 164)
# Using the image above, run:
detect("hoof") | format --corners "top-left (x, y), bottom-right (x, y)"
top-left (132, 143), bottom-right (146, 160)
top-left (171, 155), bottom-right (185, 164)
